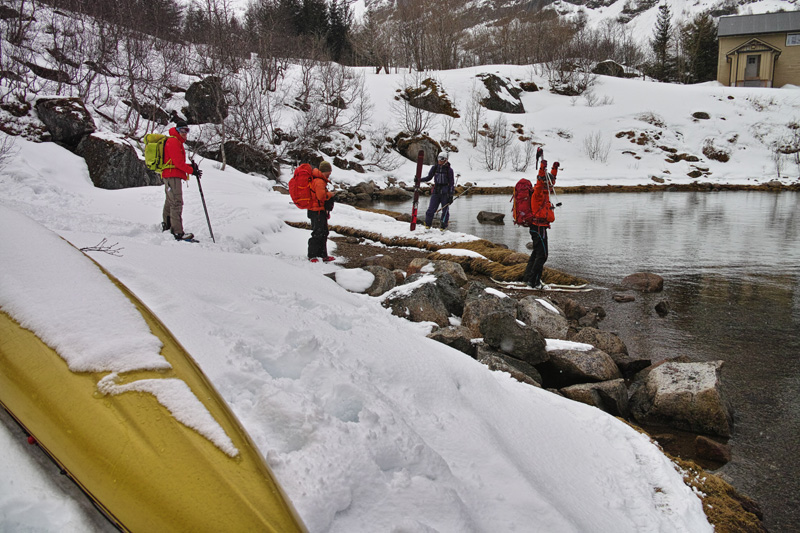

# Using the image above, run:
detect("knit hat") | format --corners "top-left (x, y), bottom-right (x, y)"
top-left (174, 117), bottom-right (188, 129)
top-left (319, 161), bottom-right (332, 173)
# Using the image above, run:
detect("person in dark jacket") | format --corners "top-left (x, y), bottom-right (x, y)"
top-left (307, 161), bottom-right (335, 262)
top-left (522, 160), bottom-right (558, 289)
top-left (161, 118), bottom-right (200, 240)
top-left (421, 152), bottom-right (455, 230)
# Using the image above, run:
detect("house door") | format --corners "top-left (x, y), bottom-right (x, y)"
top-left (744, 55), bottom-right (761, 80)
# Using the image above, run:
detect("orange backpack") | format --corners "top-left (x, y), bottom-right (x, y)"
top-left (288, 164), bottom-right (314, 209)
top-left (512, 178), bottom-right (535, 226)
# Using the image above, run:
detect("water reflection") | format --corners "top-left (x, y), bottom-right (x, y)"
top-left (374, 191), bottom-right (799, 530)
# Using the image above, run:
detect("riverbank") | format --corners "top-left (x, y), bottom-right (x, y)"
top-left (323, 220), bottom-right (768, 533)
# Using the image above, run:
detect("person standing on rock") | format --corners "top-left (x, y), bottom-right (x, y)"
top-left (307, 161), bottom-right (336, 263)
top-left (161, 117), bottom-right (201, 241)
top-left (420, 152), bottom-right (455, 230)
top-left (523, 159), bottom-right (558, 289)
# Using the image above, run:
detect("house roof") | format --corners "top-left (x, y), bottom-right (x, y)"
top-left (718, 11), bottom-right (800, 37)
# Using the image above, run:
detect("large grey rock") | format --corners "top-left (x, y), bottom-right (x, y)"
top-left (427, 325), bottom-right (476, 357)
top-left (569, 327), bottom-right (628, 355)
top-left (34, 97), bottom-right (96, 147)
top-left (382, 274), bottom-right (449, 327)
top-left (220, 141), bottom-right (279, 180)
top-left (184, 76), bottom-right (228, 124)
top-left (629, 361), bottom-right (733, 437)
top-left (375, 187), bottom-right (413, 200)
top-left (406, 272), bottom-right (463, 317)
top-left (393, 134), bottom-right (440, 165)
top-left (477, 211), bottom-right (505, 224)
top-left (407, 260), bottom-right (468, 288)
top-left (540, 347), bottom-right (622, 388)
top-left (461, 283), bottom-right (517, 336)
top-left (362, 265), bottom-right (396, 297)
top-left (561, 379), bottom-right (629, 417)
top-left (75, 133), bottom-right (160, 189)
top-left (480, 312), bottom-right (548, 366)
top-left (517, 296), bottom-right (569, 340)
top-left (476, 345), bottom-right (542, 386)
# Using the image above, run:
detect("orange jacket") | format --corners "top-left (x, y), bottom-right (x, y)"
top-left (531, 178), bottom-right (555, 227)
top-left (308, 169), bottom-right (333, 211)
top-left (161, 127), bottom-right (195, 180)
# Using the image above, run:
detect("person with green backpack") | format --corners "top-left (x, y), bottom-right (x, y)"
top-left (159, 118), bottom-right (200, 241)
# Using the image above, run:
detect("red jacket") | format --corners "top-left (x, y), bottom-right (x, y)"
top-left (308, 169), bottom-right (333, 211)
top-left (161, 127), bottom-right (194, 180)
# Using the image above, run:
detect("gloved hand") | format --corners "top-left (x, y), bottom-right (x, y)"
top-left (191, 161), bottom-right (202, 179)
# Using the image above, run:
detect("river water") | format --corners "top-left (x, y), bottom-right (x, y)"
top-left (374, 191), bottom-right (800, 531)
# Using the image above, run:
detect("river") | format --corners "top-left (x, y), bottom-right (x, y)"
top-left (374, 190), bottom-right (800, 531)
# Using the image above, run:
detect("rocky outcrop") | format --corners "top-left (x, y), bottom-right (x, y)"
top-left (477, 73), bottom-right (525, 114)
top-left (75, 133), bottom-right (160, 189)
top-left (629, 360), bottom-right (733, 437)
top-left (393, 133), bottom-right (440, 165)
top-left (362, 265), bottom-right (397, 297)
top-left (382, 274), bottom-right (450, 327)
top-left (184, 76), bottom-right (228, 124)
top-left (461, 282), bottom-right (518, 336)
top-left (219, 141), bottom-right (279, 180)
top-left (34, 97), bottom-right (96, 148)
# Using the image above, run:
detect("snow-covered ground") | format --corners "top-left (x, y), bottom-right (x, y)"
top-left (0, 135), bottom-right (715, 532)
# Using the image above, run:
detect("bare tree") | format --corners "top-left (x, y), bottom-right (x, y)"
top-left (582, 130), bottom-right (611, 162)
top-left (463, 82), bottom-right (486, 147)
top-left (391, 72), bottom-right (434, 136)
top-left (480, 115), bottom-right (513, 171)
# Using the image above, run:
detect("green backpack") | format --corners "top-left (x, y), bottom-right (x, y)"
top-left (142, 133), bottom-right (174, 175)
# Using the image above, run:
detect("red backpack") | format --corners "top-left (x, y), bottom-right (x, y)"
top-left (512, 178), bottom-right (535, 226)
top-left (288, 163), bottom-right (314, 209)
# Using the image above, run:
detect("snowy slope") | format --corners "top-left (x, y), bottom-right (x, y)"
top-left (0, 134), bottom-right (713, 532)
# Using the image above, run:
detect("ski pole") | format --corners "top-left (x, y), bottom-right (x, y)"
top-left (544, 163), bottom-right (562, 208)
top-left (434, 184), bottom-right (472, 216)
top-left (192, 160), bottom-right (215, 243)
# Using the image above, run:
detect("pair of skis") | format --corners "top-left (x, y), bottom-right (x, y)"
top-left (491, 279), bottom-right (592, 293)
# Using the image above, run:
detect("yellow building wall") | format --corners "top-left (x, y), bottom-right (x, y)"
top-left (717, 32), bottom-right (800, 87)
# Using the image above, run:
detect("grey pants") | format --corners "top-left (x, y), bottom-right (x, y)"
top-left (162, 177), bottom-right (184, 234)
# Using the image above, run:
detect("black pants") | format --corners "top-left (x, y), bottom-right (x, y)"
top-left (307, 210), bottom-right (329, 258)
top-left (523, 225), bottom-right (548, 286)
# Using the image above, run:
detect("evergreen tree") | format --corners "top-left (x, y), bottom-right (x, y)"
top-left (326, 0), bottom-right (353, 62)
top-left (297, 0), bottom-right (328, 38)
top-left (650, 3), bottom-right (674, 82)
top-left (681, 12), bottom-right (718, 83)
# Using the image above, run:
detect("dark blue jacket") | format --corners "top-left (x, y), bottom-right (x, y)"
top-left (421, 162), bottom-right (454, 195)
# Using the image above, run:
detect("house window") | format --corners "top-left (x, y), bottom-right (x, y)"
top-left (788, 33), bottom-right (800, 46)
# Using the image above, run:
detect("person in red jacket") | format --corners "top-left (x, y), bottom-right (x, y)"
top-left (161, 118), bottom-right (200, 241)
top-left (307, 161), bottom-right (335, 262)
top-left (522, 159), bottom-right (558, 289)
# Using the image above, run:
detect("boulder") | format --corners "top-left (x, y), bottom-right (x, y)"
top-left (477, 211), bottom-right (505, 224)
top-left (476, 345), bottom-right (542, 386)
top-left (477, 73), bottom-right (525, 114)
top-left (539, 347), bottom-right (622, 388)
top-left (184, 76), bottom-right (228, 124)
top-left (695, 435), bottom-right (731, 464)
top-left (561, 298), bottom-right (589, 321)
top-left (221, 141), bottom-right (279, 180)
top-left (461, 282), bottom-right (518, 336)
top-left (382, 274), bottom-right (450, 327)
top-left (393, 133), bottom-right (440, 165)
top-left (592, 60), bottom-right (626, 78)
top-left (402, 78), bottom-right (459, 117)
top-left (406, 259), bottom-right (468, 287)
top-left (361, 254), bottom-right (396, 271)
top-left (568, 327), bottom-right (628, 355)
top-left (362, 265), bottom-right (397, 297)
top-left (560, 379), bottom-right (629, 417)
top-left (406, 272), bottom-right (464, 317)
top-left (480, 312), bottom-right (548, 366)
top-left (629, 361), bottom-right (733, 437)
top-left (655, 300), bottom-right (671, 317)
top-left (517, 296), bottom-right (569, 339)
top-left (375, 187), bottom-right (413, 200)
top-left (621, 272), bottom-right (664, 293)
top-left (34, 97), bottom-right (96, 147)
top-left (75, 133), bottom-right (160, 189)
top-left (351, 181), bottom-right (376, 196)
top-left (608, 352), bottom-right (651, 379)
top-left (427, 325), bottom-right (476, 357)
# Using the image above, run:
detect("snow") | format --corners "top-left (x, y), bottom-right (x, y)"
top-left (334, 268), bottom-right (375, 293)
top-left (0, 131), bottom-right (713, 532)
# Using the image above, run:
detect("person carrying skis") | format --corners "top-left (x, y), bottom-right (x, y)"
top-left (161, 117), bottom-right (201, 241)
top-left (307, 161), bottom-right (335, 263)
top-left (522, 159), bottom-right (559, 289)
top-left (421, 152), bottom-right (455, 230)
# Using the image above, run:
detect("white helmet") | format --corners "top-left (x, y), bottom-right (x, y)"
top-left (437, 152), bottom-right (448, 162)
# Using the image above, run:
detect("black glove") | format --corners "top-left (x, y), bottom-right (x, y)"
top-left (191, 161), bottom-right (202, 179)
top-left (324, 197), bottom-right (335, 212)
